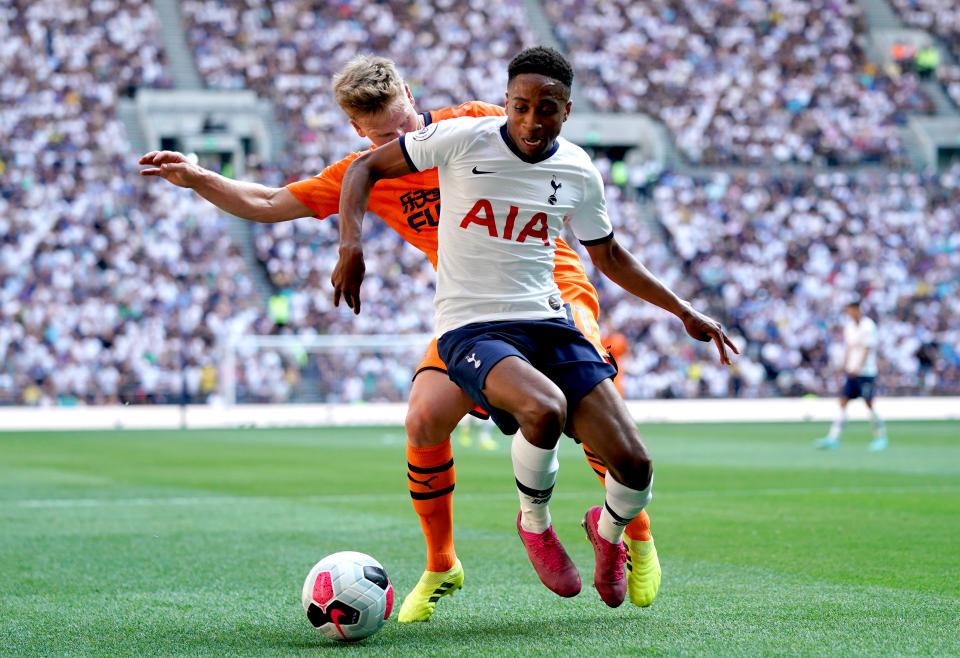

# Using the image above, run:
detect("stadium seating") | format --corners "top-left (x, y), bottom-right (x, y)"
top-left (3, 0), bottom-right (959, 405)
top-left (615, 167), bottom-right (960, 397)
top-left (889, 0), bottom-right (960, 61)
top-left (0, 0), bottom-right (280, 405)
top-left (543, 0), bottom-right (935, 165)
top-left (937, 66), bottom-right (960, 108)
top-left (180, 0), bottom-right (536, 177)
top-left (888, 0), bottom-right (960, 107)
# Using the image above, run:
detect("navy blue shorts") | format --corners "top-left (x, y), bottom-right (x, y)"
top-left (437, 316), bottom-right (616, 436)
top-left (843, 375), bottom-right (876, 401)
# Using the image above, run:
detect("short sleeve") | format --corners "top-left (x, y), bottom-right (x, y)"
top-left (285, 157), bottom-right (354, 219)
top-left (568, 165), bottom-right (613, 245)
top-left (399, 116), bottom-right (474, 175)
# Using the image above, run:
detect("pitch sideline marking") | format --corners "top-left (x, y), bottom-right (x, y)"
top-left (6, 484), bottom-right (960, 510)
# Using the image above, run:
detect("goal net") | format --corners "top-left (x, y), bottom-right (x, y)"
top-left (218, 333), bottom-right (434, 406)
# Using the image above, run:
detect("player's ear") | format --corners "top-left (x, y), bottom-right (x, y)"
top-left (563, 100), bottom-right (572, 122)
top-left (349, 120), bottom-right (365, 139)
top-left (404, 84), bottom-right (415, 107)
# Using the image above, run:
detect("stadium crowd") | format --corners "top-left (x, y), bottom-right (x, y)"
top-left (890, 0), bottom-right (960, 60)
top-left (244, 154), bottom-right (960, 401)
top-left (939, 66), bottom-right (960, 107)
top-left (888, 0), bottom-right (960, 106)
top-left (592, 166), bottom-right (960, 399)
top-left (0, 0), bottom-right (298, 406)
top-left (180, 0), bottom-right (536, 178)
top-left (544, 0), bottom-right (935, 166)
top-left (3, 0), bottom-right (959, 406)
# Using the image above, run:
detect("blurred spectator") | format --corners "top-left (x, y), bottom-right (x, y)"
top-left (890, 0), bottom-right (960, 61)
top-left (889, 0), bottom-right (960, 106)
top-left (890, 42), bottom-right (917, 66)
top-left (914, 45), bottom-right (940, 78)
top-left (588, 165), bottom-right (960, 398)
top-left (938, 65), bottom-right (960, 108)
top-left (180, 0), bottom-right (536, 178)
top-left (0, 0), bottom-right (279, 406)
top-left (544, 0), bottom-right (933, 165)
top-left (3, 0), bottom-right (958, 406)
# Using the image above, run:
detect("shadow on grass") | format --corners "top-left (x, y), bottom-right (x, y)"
top-left (281, 606), bottom-right (649, 654)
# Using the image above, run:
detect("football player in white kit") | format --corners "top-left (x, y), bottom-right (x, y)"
top-left (816, 298), bottom-right (888, 451)
top-left (332, 47), bottom-right (737, 608)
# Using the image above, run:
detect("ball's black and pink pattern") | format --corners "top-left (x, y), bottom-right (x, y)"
top-left (301, 551), bottom-right (393, 641)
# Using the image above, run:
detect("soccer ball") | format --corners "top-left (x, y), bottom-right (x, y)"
top-left (301, 551), bottom-right (394, 641)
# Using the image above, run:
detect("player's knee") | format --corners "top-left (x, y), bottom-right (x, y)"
top-left (404, 404), bottom-right (449, 448)
top-left (605, 437), bottom-right (652, 490)
top-left (514, 392), bottom-right (566, 447)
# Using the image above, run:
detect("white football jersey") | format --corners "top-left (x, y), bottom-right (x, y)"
top-left (399, 116), bottom-right (613, 336)
top-left (843, 315), bottom-right (878, 377)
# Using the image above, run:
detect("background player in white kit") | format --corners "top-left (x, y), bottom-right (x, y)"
top-left (816, 298), bottom-right (888, 451)
top-left (332, 47), bottom-right (737, 608)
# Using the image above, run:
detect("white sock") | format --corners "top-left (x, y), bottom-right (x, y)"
top-left (597, 472), bottom-right (653, 544)
top-left (870, 409), bottom-right (886, 439)
top-left (828, 408), bottom-right (847, 441)
top-left (511, 433), bottom-right (558, 533)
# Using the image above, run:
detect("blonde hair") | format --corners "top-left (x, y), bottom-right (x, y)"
top-left (332, 55), bottom-right (406, 119)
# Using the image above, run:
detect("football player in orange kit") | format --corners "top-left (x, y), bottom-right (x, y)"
top-left (139, 54), bottom-right (660, 620)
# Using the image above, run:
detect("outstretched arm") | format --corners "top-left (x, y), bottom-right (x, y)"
top-left (332, 139), bottom-right (415, 313)
top-left (138, 150), bottom-right (312, 222)
top-left (585, 237), bottom-right (739, 365)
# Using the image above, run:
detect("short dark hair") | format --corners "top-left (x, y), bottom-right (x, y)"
top-left (508, 46), bottom-right (574, 90)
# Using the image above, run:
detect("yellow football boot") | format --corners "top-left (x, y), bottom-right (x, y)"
top-left (397, 559), bottom-right (464, 622)
top-left (623, 535), bottom-right (661, 607)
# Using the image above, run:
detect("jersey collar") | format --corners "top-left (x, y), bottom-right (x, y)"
top-left (499, 122), bottom-right (559, 164)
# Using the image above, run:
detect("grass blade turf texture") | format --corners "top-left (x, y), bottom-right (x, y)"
top-left (1, 421), bottom-right (958, 656)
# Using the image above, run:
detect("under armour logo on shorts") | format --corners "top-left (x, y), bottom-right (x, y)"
top-left (466, 353), bottom-right (481, 369)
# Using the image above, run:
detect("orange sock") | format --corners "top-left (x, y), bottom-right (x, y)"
top-left (625, 509), bottom-right (652, 542)
top-left (407, 439), bottom-right (457, 572)
top-left (582, 445), bottom-right (652, 542)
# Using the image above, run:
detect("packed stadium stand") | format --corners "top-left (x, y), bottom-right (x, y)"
top-left (2, 0), bottom-right (958, 406)
top-left (940, 66), bottom-right (960, 108)
top-left (545, 0), bottom-right (936, 166)
top-left (890, 0), bottom-right (960, 60)
top-left (614, 167), bottom-right (960, 398)
top-left (0, 0), bottom-right (286, 405)
top-left (179, 0), bottom-right (536, 176)
top-left (888, 0), bottom-right (960, 106)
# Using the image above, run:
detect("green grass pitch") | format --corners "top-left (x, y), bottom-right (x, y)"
top-left (2, 420), bottom-right (958, 656)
